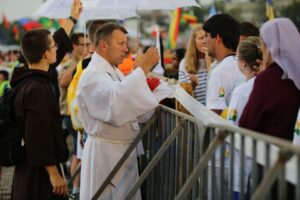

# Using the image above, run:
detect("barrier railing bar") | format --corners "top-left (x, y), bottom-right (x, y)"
top-left (169, 115), bottom-right (176, 199)
top-left (278, 164), bottom-right (286, 200)
top-left (251, 139), bottom-right (258, 195)
top-left (229, 133), bottom-right (235, 200)
top-left (265, 143), bottom-right (271, 200)
top-left (210, 128), bottom-right (216, 200)
top-left (220, 141), bottom-right (225, 200)
top-left (250, 150), bottom-right (293, 200)
top-left (175, 130), bottom-right (229, 200)
top-left (240, 135), bottom-right (245, 200)
top-left (208, 123), bottom-right (300, 155)
top-left (125, 119), bottom-right (186, 200)
top-left (297, 155), bottom-right (300, 200)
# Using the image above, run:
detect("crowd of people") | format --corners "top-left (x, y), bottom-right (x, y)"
top-left (0, 0), bottom-right (300, 199)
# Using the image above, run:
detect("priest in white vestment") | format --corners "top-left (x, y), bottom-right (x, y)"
top-left (77, 23), bottom-right (162, 200)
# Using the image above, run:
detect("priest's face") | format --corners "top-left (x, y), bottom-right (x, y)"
top-left (106, 29), bottom-right (128, 65)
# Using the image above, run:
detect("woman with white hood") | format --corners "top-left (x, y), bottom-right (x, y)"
top-left (239, 18), bottom-right (300, 141)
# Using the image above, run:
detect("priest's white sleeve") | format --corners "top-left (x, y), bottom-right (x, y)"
top-left (77, 67), bottom-right (159, 126)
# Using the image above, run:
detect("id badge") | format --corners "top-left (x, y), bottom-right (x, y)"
top-left (131, 119), bottom-right (140, 131)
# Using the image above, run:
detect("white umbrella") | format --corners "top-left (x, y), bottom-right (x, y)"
top-left (96, 0), bottom-right (200, 10)
top-left (81, 0), bottom-right (137, 20)
top-left (34, 0), bottom-right (137, 20)
top-left (35, 0), bottom-right (75, 19)
top-left (81, 6), bottom-right (136, 20)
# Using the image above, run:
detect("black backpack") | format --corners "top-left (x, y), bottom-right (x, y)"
top-left (0, 79), bottom-right (29, 166)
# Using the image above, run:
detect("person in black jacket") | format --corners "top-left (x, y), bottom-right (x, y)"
top-left (10, 0), bottom-right (82, 199)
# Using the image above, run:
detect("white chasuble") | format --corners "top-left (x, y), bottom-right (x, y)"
top-left (78, 53), bottom-right (159, 200)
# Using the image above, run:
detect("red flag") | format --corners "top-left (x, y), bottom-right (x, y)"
top-left (12, 24), bottom-right (20, 41)
top-left (2, 14), bottom-right (10, 29)
top-left (23, 21), bottom-right (42, 31)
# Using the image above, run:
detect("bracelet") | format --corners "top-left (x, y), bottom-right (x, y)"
top-left (68, 16), bottom-right (77, 25)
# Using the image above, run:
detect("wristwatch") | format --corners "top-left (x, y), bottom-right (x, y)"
top-left (68, 16), bottom-right (77, 25)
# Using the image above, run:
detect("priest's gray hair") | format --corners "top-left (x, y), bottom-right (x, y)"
top-left (94, 23), bottom-right (128, 47)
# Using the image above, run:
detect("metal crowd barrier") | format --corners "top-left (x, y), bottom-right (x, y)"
top-left (87, 79), bottom-right (300, 200)
top-left (92, 105), bottom-right (205, 200)
top-left (127, 105), bottom-right (205, 200)
top-left (175, 122), bottom-right (300, 200)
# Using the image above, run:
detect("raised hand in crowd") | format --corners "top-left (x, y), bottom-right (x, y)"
top-left (62, 0), bottom-right (83, 36)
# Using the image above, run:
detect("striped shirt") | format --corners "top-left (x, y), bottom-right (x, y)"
top-left (178, 58), bottom-right (208, 105)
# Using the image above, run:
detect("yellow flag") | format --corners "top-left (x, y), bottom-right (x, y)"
top-left (266, 0), bottom-right (275, 20)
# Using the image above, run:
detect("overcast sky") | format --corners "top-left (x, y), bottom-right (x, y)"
top-left (1, 0), bottom-right (45, 20)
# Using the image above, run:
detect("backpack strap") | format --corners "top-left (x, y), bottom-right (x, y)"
top-left (11, 77), bottom-right (34, 96)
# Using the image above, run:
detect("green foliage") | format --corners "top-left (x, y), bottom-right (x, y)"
top-left (255, 1), bottom-right (267, 24)
top-left (191, 7), bottom-right (208, 23)
top-left (226, 7), bottom-right (242, 21)
top-left (214, 2), bottom-right (226, 13)
top-left (280, 2), bottom-right (300, 30)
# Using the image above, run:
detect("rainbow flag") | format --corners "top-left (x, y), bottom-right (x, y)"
top-left (266, 0), bottom-right (275, 20)
top-left (167, 8), bottom-right (182, 49)
top-left (182, 13), bottom-right (197, 25)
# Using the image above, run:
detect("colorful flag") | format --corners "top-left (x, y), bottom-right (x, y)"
top-left (266, 0), bottom-right (275, 20)
top-left (18, 18), bottom-right (42, 31)
top-left (39, 17), bottom-right (60, 30)
top-left (12, 24), bottom-right (20, 42)
top-left (2, 14), bottom-right (10, 29)
top-left (0, 14), bottom-right (14, 44)
top-left (182, 13), bottom-right (197, 25)
top-left (167, 8), bottom-right (182, 49)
